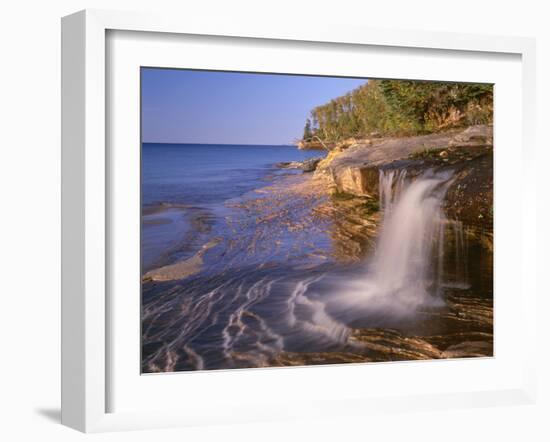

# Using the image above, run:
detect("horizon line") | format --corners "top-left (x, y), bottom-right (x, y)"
top-left (142, 141), bottom-right (298, 146)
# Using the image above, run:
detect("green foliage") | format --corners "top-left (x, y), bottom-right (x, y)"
top-left (408, 147), bottom-right (446, 160)
top-left (303, 118), bottom-right (313, 140)
top-left (331, 192), bottom-right (380, 214)
top-left (361, 199), bottom-right (380, 213)
top-left (331, 191), bottom-right (357, 201)
top-left (306, 80), bottom-right (493, 142)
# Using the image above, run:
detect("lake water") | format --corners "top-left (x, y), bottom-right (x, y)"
top-left (142, 143), bottom-right (321, 271)
top-left (142, 143), bottom-right (320, 207)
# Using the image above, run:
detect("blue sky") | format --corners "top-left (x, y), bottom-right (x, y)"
top-left (141, 68), bottom-right (367, 145)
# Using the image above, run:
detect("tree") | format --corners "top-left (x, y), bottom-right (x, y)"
top-left (303, 118), bottom-right (313, 140)
top-left (302, 80), bottom-right (493, 141)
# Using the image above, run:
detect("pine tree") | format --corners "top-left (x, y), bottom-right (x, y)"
top-left (303, 118), bottom-right (313, 140)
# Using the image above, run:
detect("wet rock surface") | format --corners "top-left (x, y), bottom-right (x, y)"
top-left (142, 130), bottom-right (493, 372)
top-left (270, 290), bottom-right (493, 366)
top-left (317, 125), bottom-right (493, 232)
top-left (270, 136), bottom-right (494, 367)
top-left (142, 171), bottom-right (493, 372)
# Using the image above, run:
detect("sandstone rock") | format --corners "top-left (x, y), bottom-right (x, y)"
top-left (297, 140), bottom-right (336, 150)
top-left (317, 125), bottom-right (493, 231)
top-left (300, 157), bottom-right (322, 172)
top-left (335, 137), bottom-right (359, 150)
top-left (441, 341), bottom-right (493, 358)
top-left (447, 124), bottom-right (493, 147)
top-left (276, 157), bottom-right (322, 172)
top-left (143, 238), bottom-right (221, 282)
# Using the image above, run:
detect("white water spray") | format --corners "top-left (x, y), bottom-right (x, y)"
top-left (332, 169), bottom-right (470, 318)
top-left (371, 170), bottom-right (452, 304)
top-left (379, 169), bottom-right (408, 212)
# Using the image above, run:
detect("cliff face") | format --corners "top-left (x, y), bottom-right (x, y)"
top-left (316, 125), bottom-right (493, 232)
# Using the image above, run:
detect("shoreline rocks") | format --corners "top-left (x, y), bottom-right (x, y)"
top-left (315, 125), bottom-right (493, 233)
top-left (297, 140), bottom-right (335, 150)
top-left (142, 238), bottom-right (221, 282)
top-left (276, 156), bottom-right (323, 173)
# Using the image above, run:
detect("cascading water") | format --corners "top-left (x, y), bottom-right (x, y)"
top-left (448, 219), bottom-right (470, 289)
top-left (379, 169), bottom-right (408, 212)
top-left (333, 168), bottom-right (470, 319)
top-left (371, 169), bottom-right (453, 305)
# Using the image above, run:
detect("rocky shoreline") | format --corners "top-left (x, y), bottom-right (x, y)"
top-left (267, 135), bottom-right (495, 366)
top-left (289, 125), bottom-right (493, 247)
top-left (143, 130), bottom-right (494, 371)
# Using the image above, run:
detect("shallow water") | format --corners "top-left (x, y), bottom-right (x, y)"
top-left (142, 143), bottom-right (320, 271)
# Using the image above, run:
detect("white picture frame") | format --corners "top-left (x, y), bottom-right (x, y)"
top-left (61, 9), bottom-right (538, 433)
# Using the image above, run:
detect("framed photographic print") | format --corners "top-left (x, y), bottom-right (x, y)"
top-left (61, 9), bottom-right (537, 432)
top-left (140, 67), bottom-right (494, 374)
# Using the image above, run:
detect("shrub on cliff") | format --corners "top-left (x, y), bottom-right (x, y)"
top-left (304, 80), bottom-right (492, 142)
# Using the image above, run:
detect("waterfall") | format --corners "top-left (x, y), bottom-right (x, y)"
top-left (369, 169), bottom-right (452, 306)
top-left (368, 169), bottom-right (472, 305)
top-left (448, 219), bottom-right (470, 289)
top-left (379, 169), bottom-right (407, 212)
top-left (330, 168), bottom-right (473, 322)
